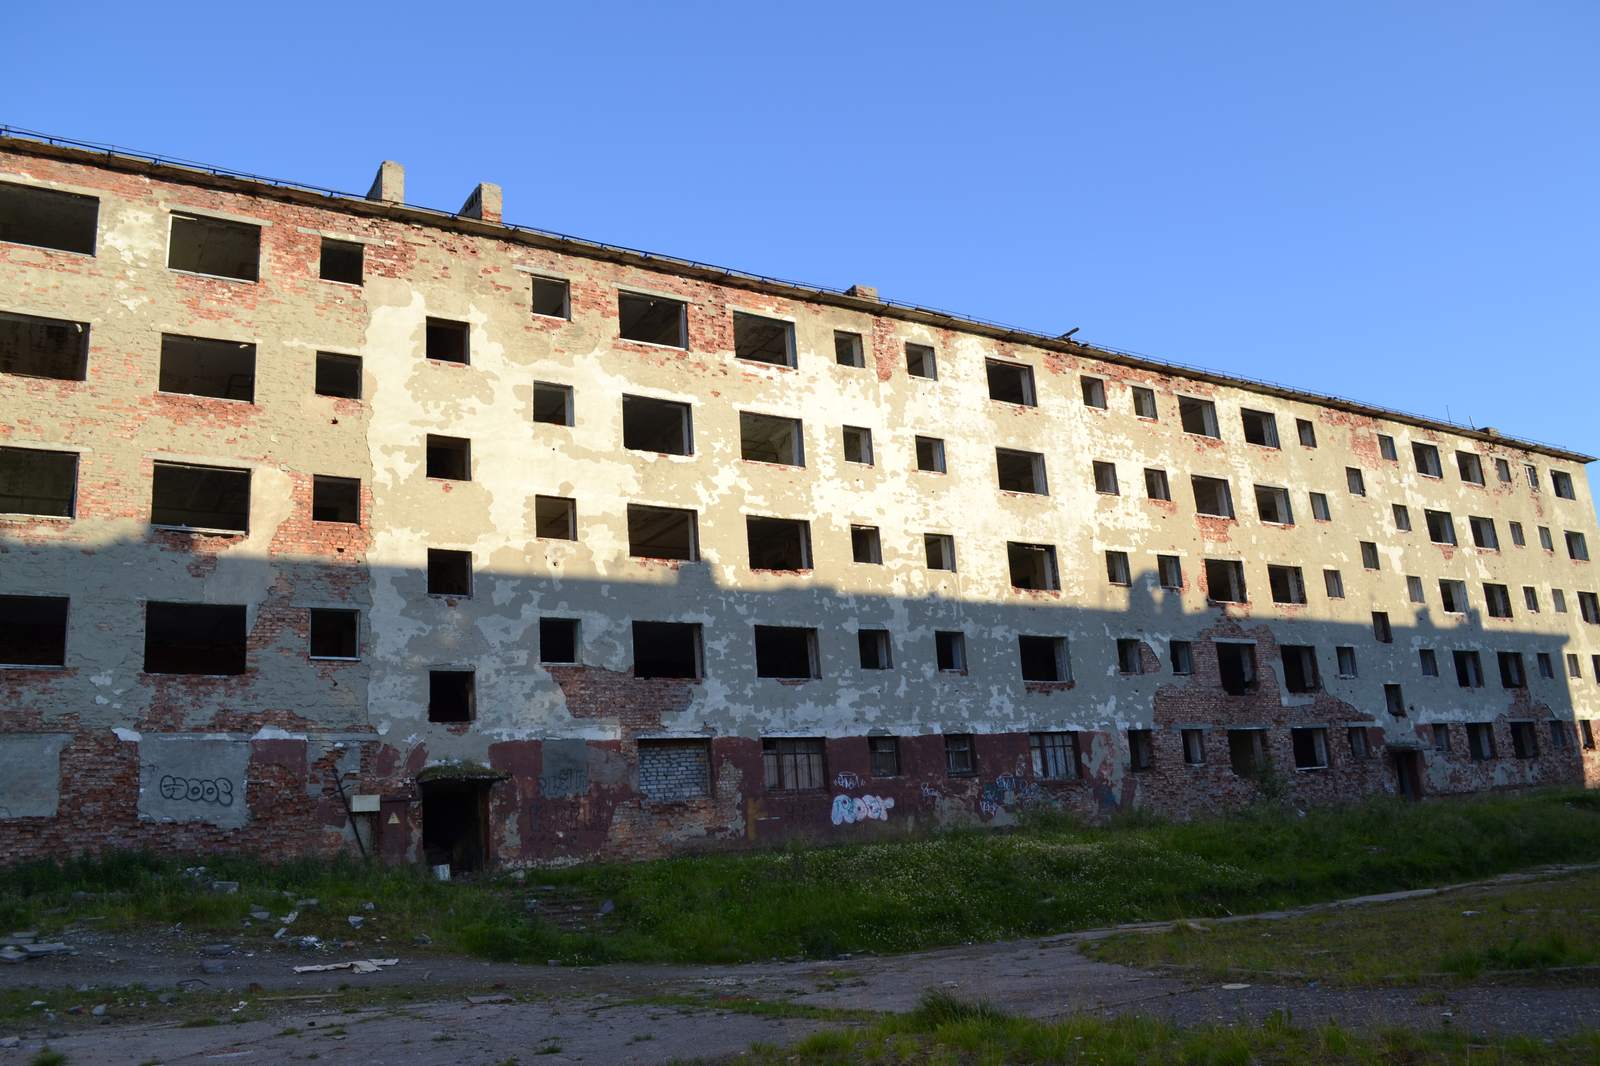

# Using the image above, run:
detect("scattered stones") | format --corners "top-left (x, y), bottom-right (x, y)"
top-left (0, 1036), bottom-right (18, 1049)
top-left (361, 901), bottom-right (376, 912)
top-left (201, 943), bottom-right (235, 958)
top-left (91, 1004), bottom-right (107, 1017)
top-left (347, 916), bottom-right (364, 929)
top-left (296, 898), bottom-right (319, 909)
top-left (249, 908), bottom-right (272, 922)
top-left (200, 961), bottom-right (228, 975)
top-left (211, 881), bottom-right (240, 895)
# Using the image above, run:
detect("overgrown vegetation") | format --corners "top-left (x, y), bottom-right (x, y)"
top-left (2, 790), bottom-right (1598, 967)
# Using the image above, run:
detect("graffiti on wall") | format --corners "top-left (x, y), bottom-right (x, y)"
top-left (833, 771), bottom-right (863, 790)
top-left (159, 776), bottom-right (236, 807)
top-left (980, 773), bottom-right (1042, 818)
top-left (831, 794), bottom-right (895, 825)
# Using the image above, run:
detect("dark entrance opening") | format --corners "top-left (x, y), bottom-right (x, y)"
top-left (1392, 749), bottom-right (1423, 801)
top-left (420, 779), bottom-right (491, 875)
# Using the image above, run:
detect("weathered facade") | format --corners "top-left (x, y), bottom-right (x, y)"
top-left (1, 130), bottom-right (1597, 871)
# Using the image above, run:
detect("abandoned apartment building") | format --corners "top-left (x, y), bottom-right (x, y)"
top-left (1, 130), bottom-right (1598, 873)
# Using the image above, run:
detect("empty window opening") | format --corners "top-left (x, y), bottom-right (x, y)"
top-left (1182, 728), bottom-right (1206, 764)
top-left (1106, 550), bottom-right (1132, 586)
top-left (1157, 554), bottom-right (1183, 590)
top-left (532, 382), bottom-right (573, 425)
top-left (925, 533), bottom-right (956, 571)
top-left (312, 475), bottom-right (360, 524)
top-left (1469, 516), bottom-right (1499, 549)
top-left (638, 739), bottom-right (712, 802)
top-left (1439, 579), bottom-right (1468, 613)
top-left (1360, 541), bottom-right (1380, 570)
top-left (1128, 728), bottom-right (1154, 771)
top-left (1510, 521), bottom-right (1526, 547)
top-left (1297, 418), bottom-right (1317, 447)
top-left (1539, 526), bottom-right (1554, 551)
top-left (1346, 467), bottom-right (1367, 496)
top-left (1495, 457), bottom-right (1513, 482)
top-left (168, 213), bottom-right (259, 281)
top-left (1552, 471), bottom-right (1576, 499)
top-left (851, 524), bottom-right (882, 564)
top-left (987, 360), bottom-right (1036, 405)
top-left (1567, 531), bottom-right (1590, 561)
top-left (1171, 640), bottom-right (1194, 675)
top-left (1527, 464), bottom-right (1541, 491)
top-left (1192, 476), bottom-right (1234, 517)
top-left (539, 617), bottom-right (579, 664)
top-left (144, 602), bottom-right (246, 675)
top-left (428, 670), bottom-right (475, 723)
top-left (314, 352), bottom-right (362, 399)
top-left (1205, 559), bottom-right (1247, 603)
top-left (1093, 460), bottom-right (1119, 495)
top-left (996, 448), bottom-right (1047, 494)
top-left (1407, 575), bottom-right (1425, 603)
top-left (1031, 731), bottom-right (1080, 779)
top-left (763, 738), bottom-right (826, 791)
top-left (747, 516), bottom-right (811, 570)
top-left (1420, 649), bottom-right (1440, 676)
top-left (530, 276), bottom-right (570, 319)
top-left (1454, 650), bottom-right (1484, 688)
top-left (1145, 467), bottom-right (1171, 501)
top-left (1393, 504), bottom-right (1412, 532)
top-left (426, 549), bottom-right (472, 596)
top-left (1568, 653), bottom-right (1582, 678)
top-left (1008, 542), bottom-right (1059, 591)
top-left (1337, 645), bottom-right (1358, 677)
top-left (1509, 721), bottom-right (1538, 759)
top-left (834, 330), bottom-right (864, 367)
top-left (1179, 396), bottom-right (1219, 437)
top-left (1499, 651), bottom-right (1527, 689)
top-left (1228, 729), bottom-right (1268, 776)
top-left (0, 447), bottom-right (77, 517)
top-left (1019, 635), bottom-right (1070, 682)
top-left (1537, 652), bottom-right (1555, 679)
top-left (535, 495), bottom-right (577, 540)
top-left (1484, 583), bottom-right (1513, 619)
top-left (1216, 642), bottom-right (1258, 695)
top-left (1324, 569), bottom-right (1345, 598)
top-left (936, 630), bottom-right (967, 673)
top-left (0, 181), bottom-right (97, 254)
top-left (904, 342), bottom-right (937, 379)
top-left (1385, 683), bottom-right (1406, 716)
top-left (150, 462), bottom-right (249, 532)
top-left (1524, 586), bottom-right (1541, 612)
top-left (1457, 451), bottom-right (1485, 485)
top-left (1116, 638), bottom-right (1142, 675)
top-left (308, 608), bottom-right (359, 659)
top-left (1432, 723), bottom-right (1451, 751)
top-left (627, 504), bottom-right (698, 561)
top-left (1373, 611), bottom-right (1393, 643)
top-left (425, 435), bottom-right (471, 480)
top-left (869, 736), bottom-right (901, 777)
top-left (1132, 386), bottom-right (1159, 419)
top-left (1241, 408), bottom-right (1279, 448)
top-left (1579, 591), bottom-right (1599, 623)
top-left (1080, 375), bottom-right (1107, 409)
top-left (1268, 564), bottom-right (1307, 605)
top-left (618, 291), bottom-right (687, 347)
top-left (1413, 442), bottom-right (1442, 478)
top-left (0, 595), bottom-right (68, 667)
top-left (915, 436), bottom-right (947, 473)
top-left (1425, 509), bottom-right (1457, 545)
top-left (633, 621), bottom-right (702, 678)
top-left (858, 629), bottom-right (893, 670)
top-left (319, 238), bottom-right (363, 285)
top-left (1292, 727), bottom-right (1329, 770)
top-left (0, 311), bottom-right (88, 380)
top-left (733, 311), bottom-right (795, 367)
top-left (842, 426), bottom-right (874, 465)
top-left (1256, 485), bottom-right (1293, 525)
top-left (1281, 645), bottom-right (1320, 693)
top-left (944, 734), bottom-right (976, 776)
top-left (1309, 492), bottom-right (1331, 521)
top-left (1468, 723), bottom-right (1497, 761)
top-left (754, 625), bottom-right (819, 679)
top-left (159, 334), bottom-right (256, 402)
top-left (1583, 721), bottom-right (1596, 751)
top-left (622, 395), bottom-right (693, 455)
top-left (1378, 434), bottom-right (1398, 461)
top-left (740, 412), bottom-right (804, 466)
top-left (425, 317), bottom-right (469, 364)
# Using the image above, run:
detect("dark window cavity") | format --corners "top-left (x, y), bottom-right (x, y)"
top-left (858, 629), bottom-right (893, 670)
top-left (935, 630), bottom-right (967, 672)
top-left (1132, 387), bottom-right (1158, 419)
top-left (1240, 408), bottom-right (1279, 448)
top-left (144, 602), bottom-right (246, 675)
top-left (1281, 645), bottom-right (1320, 693)
top-left (1216, 643), bottom-right (1257, 694)
top-left (904, 342), bottom-right (936, 379)
top-left (425, 317), bottom-right (469, 364)
top-left (425, 435), bottom-right (471, 480)
top-left (0, 447), bottom-right (77, 517)
top-left (633, 621), bottom-right (702, 678)
top-left (1007, 542), bottom-right (1059, 591)
top-left (168, 213), bottom-right (259, 281)
top-left (533, 382), bottom-right (573, 425)
top-left (622, 395), bottom-right (693, 455)
top-left (1018, 635), bottom-right (1070, 682)
top-left (987, 360), bottom-right (1036, 405)
top-left (996, 448), bottom-right (1047, 494)
top-left (0, 311), bottom-right (88, 380)
top-left (309, 609), bottom-right (359, 659)
top-left (1178, 395), bottom-right (1219, 437)
top-left (1205, 559), bottom-right (1247, 603)
top-left (747, 516), bottom-right (811, 570)
top-left (628, 504), bottom-right (698, 561)
top-left (315, 352), bottom-right (362, 399)
top-left (428, 670), bottom-right (475, 723)
top-left (311, 476), bottom-right (360, 524)
top-left (1080, 375), bottom-right (1106, 409)
top-left (159, 334), bottom-right (255, 402)
top-left (0, 595), bottom-right (69, 666)
top-left (834, 330), bottom-right (864, 368)
top-left (539, 618), bottom-right (579, 664)
top-left (426, 549), bottom-right (472, 596)
top-left (733, 312), bottom-right (795, 367)
top-left (740, 412), bottom-right (804, 466)
top-left (842, 426), bottom-right (874, 465)
top-left (754, 625), bottom-right (819, 679)
top-left (851, 524), bottom-right (882, 564)
top-left (150, 462), bottom-right (250, 532)
top-left (915, 436), bottom-right (946, 473)
top-left (1192, 475), bottom-right (1234, 518)
top-left (535, 495), bottom-right (577, 540)
top-left (0, 181), bottom-right (97, 254)
top-left (319, 238), bottom-right (363, 284)
top-left (618, 291), bottom-right (687, 347)
top-left (530, 275), bottom-right (570, 319)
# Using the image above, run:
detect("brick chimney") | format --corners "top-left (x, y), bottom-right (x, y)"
top-left (459, 182), bottom-right (503, 224)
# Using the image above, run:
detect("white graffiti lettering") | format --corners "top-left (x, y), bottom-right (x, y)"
top-left (833, 771), bottom-right (863, 790)
top-left (830, 793), bottom-right (895, 825)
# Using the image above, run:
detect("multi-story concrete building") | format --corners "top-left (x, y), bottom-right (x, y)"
top-left (1, 129), bottom-right (1597, 871)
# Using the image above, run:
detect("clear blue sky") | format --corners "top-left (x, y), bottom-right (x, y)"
top-left (10, 2), bottom-right (1598, 469)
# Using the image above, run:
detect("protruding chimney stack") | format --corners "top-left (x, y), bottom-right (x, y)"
top-left (366, 161), bottom-right (405, 204)
top-left (846, 284), bottom-right (879, 301)
top-left (459, 182), bottom-right (503, 224)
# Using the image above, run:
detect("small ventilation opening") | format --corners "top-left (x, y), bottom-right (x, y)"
top-left (144, 602), bottom-right (246, 675)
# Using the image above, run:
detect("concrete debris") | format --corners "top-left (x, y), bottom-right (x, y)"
top-left (280, 910), bottom-right (300, 926)
top-left (347, 916), bottom-right (364, 929)
top-left (0, 1036), bottom-right (17, 1048)
top-left (201, 943), bottom-right (235, 958)
top-left (361, 901), bottom-right (376, 912)
top-left (211, 881), bottom-right (240, 894)
top-left (249, 908), bottom-right (272, 921)
top-left (201, 961), bottom-right (228, 975)
top-left (1220, 983), bottom-right (1251, 991)
top-left (2, 942), bottom-right (74, 962)
top-left (91, 1004), bottom-right (107, 1017)
top-left (292, 958), bottom-right (398, 975)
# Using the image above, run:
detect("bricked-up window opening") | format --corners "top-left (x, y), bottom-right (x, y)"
top-left (1420, 649), bottom-right (1439, 676)
top-left (150, 462), bottom-right (249, 532)
top-left (1127, 729), bottom-right (1154, 771)
top-left (1336, 645), bottom-right (1358, 677)
top-left (754, 625), bottom-right (819, 679)
top-left (0, 311), bottom-right (89, 380)
top-left (1171, 640), bottom-right (1194, 674)
top-left (1182, 728), bottom-right (1206, 764)
top-left (312, 476), bottom-right (360, 524)
top-left (1407, 576), bottom-right (1425, 603)
top-left (1413, 442), bottom-right (1442, 477)
top-left (905, 342), bottom-right (937, 379)
top-left (1309, 492), bottom-right (1331, 521)
top-left (1468, 722), bottom-right (1497, 761)
top-left (1205, 559), bottom-right (1246, 603)
top-left (533, 382), bottom-right (573, 425)
top-left (427, 549), bottom-right (472, 596)
top-left (1360, 541), bottom-right (1380, 570)
top-left (1499, 651), bottom-right (1527, 689)
top-left (1292, 727), bottom-right (1329, 770)
top-left (1439, 579), bottom-right (1468, 613)
top-left (424, 317), bottom-right (470, 365)
top-left (1457, 451), bottom-right (1485, 485)
top-left (1537, 652), bottom-right (1554, 679)
top-left (0, 447), bottom-right (77, 517)
top-left (1241, 408), bottom-right (1279, 448)
top-left (1009, 542), bottom-right (1060, 591)
top-left (1256, 485), bottom-right (1293, 525)
top-left (1157, 554), bottom-right (1183, 590)
top-left (1019, 635), bottom-right (1070, 682)
top-left (1373, 611), bottom-right (1393, 644)
top-left (426, 435), bottom-right (471, 480)
top-left (618, 291), bottom-right (687, 348)
top-left (1527, 464), bottom-right (1541, 491)
top-left (530, 276), bottom-right (570, 319)
top-left (1346, 467), bottom-right (1367, 496)
top-left (987, 360), bottom-right (1036, 405)
top-left (1297, 418), bottom-right (1317, 448)
top-left (944, 734), bottom-right (976, 776)
top-left (1567, 531), bottom-right (1590, 561)
top-left (1324, 569), bottom-right (1345, 598)
top-left (763, 738), bottom-right (825, 791)
top-left (1539, 525), bottom-right (1554, 551)
top-left (1080, 376), bottom-right (1107, 409)
top-left (1145, 467), bottom-right (1171, 501)
top-left (535, 495), bottom-right (577, 540)
top-left (747, 516), bottom-right (811, 570)
top-left (1425, 509), bottom-right (1457, 545)
top-left (1281, 645), bottom-right (1320, 693)
top-left (1510, 521), bottom-right (1526, 547)
top-left (1132, 387), bottom-right (1158, 419)
top-left (1192, 476), bottom-right (1234, 518)
top-left (315, 352), bottom-right (362, 399)
top-left (1093, 460), bottom-right (1119, 495)
top-left (1348, 727), bottom-right (1371, 760)
top-left (1569, 653), bottom-right (1583, 678)
top-left (936, 630), bottom-right (967, 673)
top-left (427, 670), bottom-right (475, 723)
top-left (1454, 650), bottom-right (1484, 688)
top-left (1268, 564), bottom-right (1306, 605)
top-left (1552, 471), bottom-right (1576, 499)
top-left (858, 629), bottom-right (893, 670)
top-left (1030, 731), bottom-right (1079, 779)
top-left (1178, 396), bottom-right (1219, 437)
top-left (319, 238), bottom-right (363, 285)
top-left (1524, 586), bottom-right (1541, 612)
top-left (168, 213), bottom-right (259, 281)
top-left (834, 330), bottom-right (865, 367)
top-left (1393, 504), bottom-right (1412, 532)
top-left (622, 395), bottom-right (693, 455)
top-left (539, 617), bottom-right (579, 664)
top-left (627, 504), bottom-right (698, 561)
top-left (1378, 434), bottom-right (1398, 461)
top-left (144, 602), bottom-right (245, 675)
top-left (1116, 638), bottom-right (1142, 675)
top-left (1432, 723), bottom-right (1451, 751)
top-left (869, 736), bottom-right (901, 776)
top-left (1580, 592), bottom-right (1600, 624)
top-left (1469, 516), bottom-right (1499, 550)
top-left (1495, 457), bottom-right (1513, 482)
top-left (0, 595), bottom-right (68, 667)
top-left (1216, 643), bottom-right (1257, 695)
top-left (1228, 729), bottom-right (1268, 776)
top-left (851, 524), bottom-right (882, 564)
top-left (925, 533), bottom-right (956, 572)
top-left (842, 426), bottom-right (874, 465)
top-left (633, 621), bottom-right (702, 678)
top-left (915, 436), bottom-right (947, 473)
top-left (308, 608), bottom-right (359, 660)
top-left (0, 181), bottom-right (98, 253)
top-left (1106, 550), bottom-right (1132, 586)
top-left (996, 448), bottom-right (1047, 494)
top-left (638, 739), bottom-right (712, 802)
top-left (732, 311), bottom-right (796, 367)
top-left (740, 412), bottom-right (804, 466)
top-left (1582, 720), bottom-right (1596, 750)
top-left (1550, 720), bottom-right (1570, 751)
top-left (1484, 583), bottom-right (1512, 619)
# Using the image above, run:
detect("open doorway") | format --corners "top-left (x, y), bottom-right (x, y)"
top-left (420, 779), bottom-right (491, 874)
top-left (1392, 749), bottom-right (1423, 801)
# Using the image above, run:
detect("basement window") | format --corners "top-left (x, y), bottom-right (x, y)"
top-left (1093, 460), bottom-right (1119, 495)
top-left (426, 435), bottom-right (471, 480)
top-left (1346, 467), bottom-right (1366, 496)
top-left (533, 382), bottom-right (573, 425)
top-left (622, 395), bottom-right (693, 455)
top-left (996, 448), bottom-right (1047, 494)
top-left (1324, 569), bottom-right (1345, 598)
top-left (0, 181), bottom-right (97, 253)
top-left (150, 462), bottom-right (250, 532)
top-left (1309, 492), bottom-right (1331, 521)
top-left (739, 412), bottom-right (804, 466)
top-left (159, 334), bottom-right (256, 401)
top-left (1018, 635), bottom-right (1070, 682)
top-left (747, 516), bottom-right (811, 570)
top-left (851, 524), bottom-right (882, 564)
top-left (1191, 475), bottom-right (1234, 518)
top-left (0, 311), bottom-right (89, 380)
top-left (987, 360), bottom-right (1036, 405)
top-left (834, 330), bottom-right (865, 367)
top-left (1337, 646), bottom-right (1358, 677)
top-left (535, 495), bottom-right (577, 540)
top-left (1080, 375), bottom-right (1107, 409)
top-left (1255, 485), bottom-right (1293, 525)
top-left (1116, 638), bottom-right (1142, 675)
top-left (1171, 640), bottom-right (1194, 675)
top-left (1469, 516), bottom-right (1499, 550)
top-left (1281, 645), bottom-right (1320, 693)
top-left (924, 533), bottom-right (956, 571)
top-left (1552, 471), bottom-right (1576, 499)
top-left (1393, 504), bottom-right (1412, 532)
top-left (1373, 611), bottom-right (1393, 643)
top-left (308, 609), bottom-right (359, 660)
top-left (428, 671), bottom-right (475, 723)
top-left (935, 631), bottom-right (967, 673)
top-left (869, 736), bottom-right (900, 776)
top-left (1484, 583), bottom-right (1513, 618)
top-left (633, 621), bottom-right (702, 678)
top-left (144, 602), bottom-right (246, 675)
top-left (0, 595), bottom-right (69, 667)
top-left (733, 312), bottom-right (796, 367)
top-left (1216, 643), bottom-right (1257, 694)
top-left (1291, 727), bottom-right (1329, 770)
top-left (530, 276), bottom-right (570, 319)
top-left (425, 317), bottom-right (469, 364)
top-left (311, 476), bottom-right (360, 524)
top-left (1240, 408), bottom-right (1279, 448)
top-left (1031, 731), bottom-right (1079, 779)
top-left (1145, 468), bottom-right (1171, 501)
top-left (1499, 652), bottom-right (1527, 689)
top-left (763, 738), bottom-right (826, 791)
top-left (1008, 542), bottom-right (1059, 591)
top-left (0, 447), bottom-right (77, 517)
top-left (426, 549), bottom-right (472, 596)
top-left (905, 342), bottom-right (937, 379)
top-left (1439, 579), bottom-right (1468, 613)
top-left (1178, 395), bottom-right (1219, 437)
top-left (319, 238), bottom-right (363, 285)
top-left (314, 352), bottom-right (362, 399)
top-left (1132, 387), bottom-right (1158, 419)
top-left (627, 504), bottom-right (698, 561)
top-left (1228, 729), bottom-right (1268, 775)
top-left (618, 292), bottom-right (687, 347)
top-left (1425, 509), bottom-right (1457, 545)
top-left (1413, 442), bottom-right (1442, 478)
top-left (1457, 451), bottom-right (1485, 485)
top-left (754, 625), bottom-right (820, 679)
top-left (1296, 418), bottom-right (1317, 447)
top-left (1206, 559), bottom-right (1247, 602)
top-left (167, 213), bottom-right (259, 281)
top-left (858, 629), bottom-right (893, 670)
top-left (842, 426), bottom-right (874, 465)
top-left (1454, 650), bottom-right (1484, 688)
top-left (1268, 564), bottom-right (1306, 604)
top-left (915, 436), bottom-right (947, 473)
top-left (1360, 541), bottom-right (1380, 570)
top-left (1128, 729), bottom-right (1154, 771)
top-left (1378, 434), bottom-right (1398, 461)
top-left (539, 618), bottom-right (579, 664)
top-left (1468, 722), bottom-right (1497, 761)
top-left (1106, 550), bottom-right (1132, 586)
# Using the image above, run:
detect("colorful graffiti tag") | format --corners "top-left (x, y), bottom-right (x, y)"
top-left (830, 794), bottom-right (895, 825)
